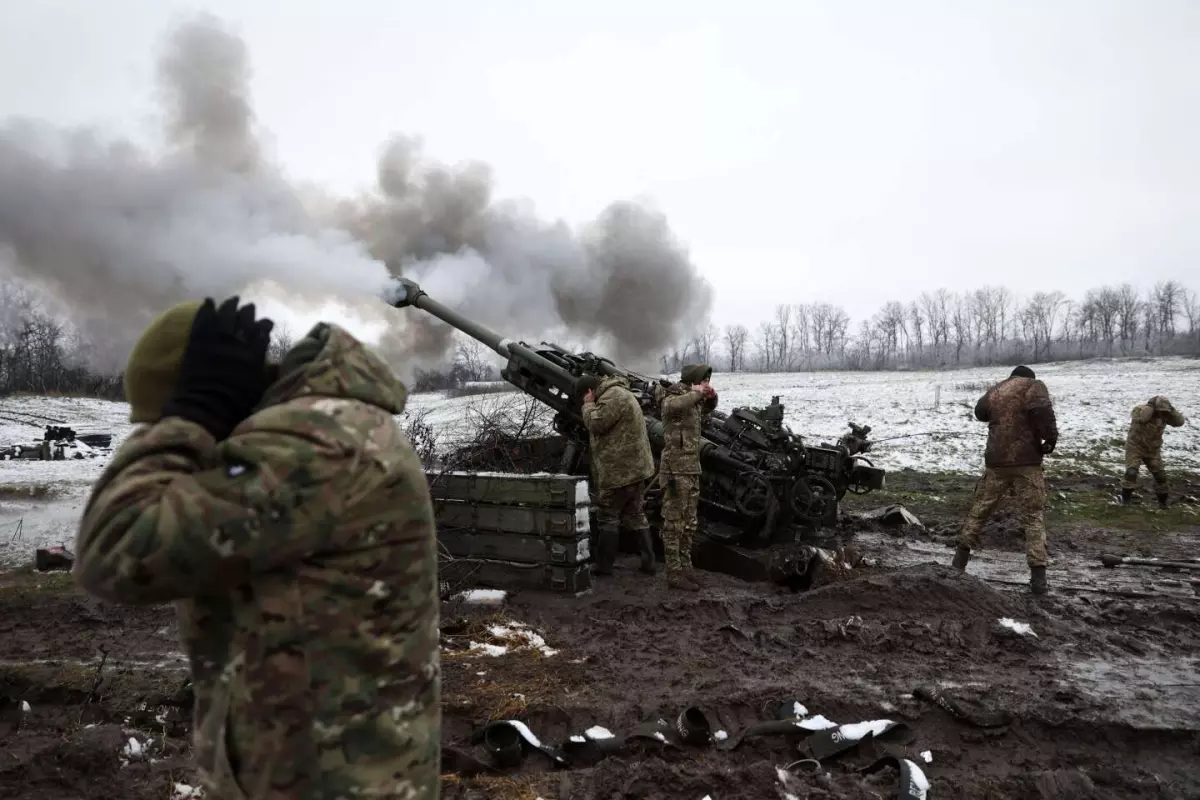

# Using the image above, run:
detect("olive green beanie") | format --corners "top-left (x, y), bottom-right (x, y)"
top-left (124, 300), bottom-right (203, 423)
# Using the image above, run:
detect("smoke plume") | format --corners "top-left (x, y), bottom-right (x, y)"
top-left (0, 14), bottom-right (712, 376)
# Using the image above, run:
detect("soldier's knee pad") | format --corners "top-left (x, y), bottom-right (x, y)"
top-left (1123, 467), bottom-right (1139, 482)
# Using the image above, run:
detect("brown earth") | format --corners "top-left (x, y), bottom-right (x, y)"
top-left (2, 472), bottom-right (1200, 800)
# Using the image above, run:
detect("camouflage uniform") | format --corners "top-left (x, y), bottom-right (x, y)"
top-left (956, 371), bottom-right (1058, 578)
top-left (1122, 396), bottom-right (1187, 505)
top-left (655, 364), bottom-right (717, 586)
top-left (581, 375), bottom-right (656, 574)
top-left (74, 324), bottom-right (440, 800)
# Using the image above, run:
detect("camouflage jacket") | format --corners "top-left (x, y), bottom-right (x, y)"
top-left (1126, 396), bottom-right (1186, 458)
top-left (655, 381), bottom-right (718, 476)
top-left (581, 375), bottom-right (655, 490)
top-left (974, 375), bottom-right (1058, 468)
top-left (74, 324), bottom-right (440, 800)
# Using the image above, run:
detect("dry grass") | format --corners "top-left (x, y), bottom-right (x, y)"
top-left (440, 613), bottom-right (579, 721)
top-left (441, 774), bottom-right (545, 800)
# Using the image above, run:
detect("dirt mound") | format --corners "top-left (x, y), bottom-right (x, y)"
top-left (797, 563), bottom-right (1030, 620)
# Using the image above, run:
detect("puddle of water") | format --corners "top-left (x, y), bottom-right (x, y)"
top-left (1062, 655), bottom-right (1200, 731)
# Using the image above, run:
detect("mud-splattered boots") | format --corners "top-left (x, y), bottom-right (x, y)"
top-left (1030, 566), bottom-right (1047, 595)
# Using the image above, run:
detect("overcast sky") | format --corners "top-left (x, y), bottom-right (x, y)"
top-left (2, 0), bottom-right (1197, 331)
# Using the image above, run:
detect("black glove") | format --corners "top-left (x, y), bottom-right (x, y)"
top-left (1040, 439), bottom-right (1056, 455)
top-left (161, 296), bottom-right (274, 441)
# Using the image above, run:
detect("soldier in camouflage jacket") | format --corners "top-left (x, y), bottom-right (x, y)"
top-left (580, 374), bottom-right (657, 575)
top-left (952, 365), bottom-right (1058, 595)
top-left (654, 363), bottom-right (718, 591)
top-left (74, 298), bottom-right (440, 800)
top-left (1122, 395), bottom-right (1187, 508)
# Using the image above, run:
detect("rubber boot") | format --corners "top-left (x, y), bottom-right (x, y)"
top-left (1030, 566), bottom-right (1047, 595)
top-left (951, 544), bottom-right (971, 571)
top-left (594, 525), bottom-right (618, 575)
top-left (635, 528), bottom-right (656, 574)
top-left (1120, 488), bottom-right (1134, 505)
top-left (1157, 492), bottom-right (1169, 510)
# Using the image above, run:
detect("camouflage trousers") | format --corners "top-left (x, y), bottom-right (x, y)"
top-left (597, 479), bottom-right (650, 533)
top-left (659, 472), bottom-right (699, 572)
top-left (1122, 450), bottom-right (1168, 492)
top-left (957, 465), bottom-right (1049, 567)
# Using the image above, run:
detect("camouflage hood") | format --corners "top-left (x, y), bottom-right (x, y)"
top-left (595, 374), bottom-right (631, 399)
top-left (680, 364), bottom-right (713, 385)
top-left (260, 323), bottom-right (408, 415)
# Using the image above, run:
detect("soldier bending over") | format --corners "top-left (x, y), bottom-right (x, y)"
top-left (580, 373), bottom-right (657, 575)
top-left (73, 297), bottom-right (440, 799)
top-left (655, 364), bottom-right (718, 592)
top-left (952, 365), bottom-right (1058, 595)
top-left (1122, 396), bottom-right (1187, 509)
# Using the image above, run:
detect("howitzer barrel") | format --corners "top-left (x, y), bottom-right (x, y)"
top-left (384, 277), bottom-right (513, 359)
top-left (384, 277), bottom-right (585, 413)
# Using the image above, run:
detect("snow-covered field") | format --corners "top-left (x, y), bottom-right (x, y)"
top-left (2, 356), bottom-right (1197, 565)
top-left (405, 356), bottom-right (1200, 475)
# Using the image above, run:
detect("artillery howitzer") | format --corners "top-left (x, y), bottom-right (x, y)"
top-left (387, 278), bottom-right (885, 582)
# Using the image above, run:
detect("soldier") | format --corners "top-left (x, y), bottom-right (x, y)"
top-left (951, 365), bottom-right (1058, 595)
top-left (73, 297), bottom-right (439, 799)
top-left (579, 373), bottom-right (657, 576)
top-left (1122, 395), bottom-right (1187, 508)
top-left (655, 364), bottom-right (718, 592)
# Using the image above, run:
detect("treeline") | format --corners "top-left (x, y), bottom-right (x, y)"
top-left (4, 279), bottom-right (1198, 402)
top-left (662, 280), bottom-right (1200, 373)
top-left (0, 286), bottom-right (123, 399)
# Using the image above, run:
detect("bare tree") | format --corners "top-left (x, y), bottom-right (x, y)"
top-left (723, 324), bottom-right (749, 371)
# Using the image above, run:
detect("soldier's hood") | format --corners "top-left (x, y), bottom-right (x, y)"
top-left (680, 364), bottom-right (713, 385)
top-left (596, 374), bottom-right (630, 398)
top-left (259, 323), bottom-right (408, 414)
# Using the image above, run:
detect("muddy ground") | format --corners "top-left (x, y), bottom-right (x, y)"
top-left (2, 470), bottom-right (1199, 800)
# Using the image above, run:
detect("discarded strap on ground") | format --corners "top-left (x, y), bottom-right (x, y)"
top-left (461, 697), bottom-right (931, 795)
top-left (913, 685), bottom-right (1012, 729)
top-left (861, 754), bottom-right (931, 800)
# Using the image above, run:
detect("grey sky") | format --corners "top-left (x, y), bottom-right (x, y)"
top-left (2, 0), bottom-right (1197, 331)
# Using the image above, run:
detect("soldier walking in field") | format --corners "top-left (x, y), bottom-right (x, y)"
top-left (73, 297), bottom-right (440, 799)
top-left (655, 364), bottom-right (718, 592)
top-left (580, 373), bottom-right (657, 576)
top-left (1122, 395), bottom-right (1187, 508)
top-left (952, 365), bottom-right (1058, 595)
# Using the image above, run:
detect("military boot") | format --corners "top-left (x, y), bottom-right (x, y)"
top-left (1120, 488), bottom-right (1134, 505)
top-left (666, 570), bottom-right (699, 592)
top-left (1030, 566), bottom-right (1048, 595)
top-left (594, 525), bottom-right (618, 575)
top-left (635, 528), bottom-right (657, 575)
top-left (951, 544), bottom-right (971, 571)
top-left (1157, 492), bottom-right (1169, 510)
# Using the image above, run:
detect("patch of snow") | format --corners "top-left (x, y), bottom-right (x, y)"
top-left (999, 617), bottom-right (1038, 637)
top-left (486, 622), bottom-right (558, 656)
top-left (920, 750), bottom-right (933, 763)
top-left (122, 737), bottom-right (144, 758)
top-left (712, 729), bottom-right (728, 741)
top-left (20, 701), bottom-right (30, 713)
top-left (570, 735), bottom-right (586, 743)
top-left (653, 731), bottom-right (666, 742)
top-left (795, 714), bottom-right (837, 730)
top-left (585, 725), bottom-right (614, 740)
top-left (173, 783), bottom-right (204, 799)
top-left (836, 719), bottom-right (896, 741)
top-left (467, 641), bottom-right (508, 657)
top-left (454, 589), bottom-right (507, 606)
top-left (792, 701), bottom-right (809, 718)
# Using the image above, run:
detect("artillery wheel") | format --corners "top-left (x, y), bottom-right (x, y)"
top-left (734, 473), bottom-right (773, 518)
top-left (791, 475), bottom-right (839, 522)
